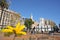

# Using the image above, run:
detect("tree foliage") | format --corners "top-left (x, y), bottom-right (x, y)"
top-left (24, 18), bottom-right (34, 30)
top-left (53, 25), bottom-right (59, 32)
top-left (0, 0), bottom-right (9, 9)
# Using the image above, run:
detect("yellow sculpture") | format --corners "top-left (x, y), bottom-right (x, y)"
top-left (1, 22), bottom-right (26, 35)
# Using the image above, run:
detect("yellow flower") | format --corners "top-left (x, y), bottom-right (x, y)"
top-left (1, 22), bottom-right (26, 35)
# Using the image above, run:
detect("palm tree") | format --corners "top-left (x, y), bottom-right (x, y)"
top-left (0, 0), bottom-right (9, 29)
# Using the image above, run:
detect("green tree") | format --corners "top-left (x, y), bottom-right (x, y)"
top-left (24, 18), bottom-right (34, 31)
top-left (53, 25), bottom-right (59, 32)
top-left (0, 0), bottom-right (9, 29)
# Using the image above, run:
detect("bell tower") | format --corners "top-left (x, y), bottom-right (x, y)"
top-left (30, 14), bottom-right (33, 21)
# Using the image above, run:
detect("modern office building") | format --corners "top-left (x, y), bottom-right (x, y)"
top-left (0, 8), bottom-right (20, 28)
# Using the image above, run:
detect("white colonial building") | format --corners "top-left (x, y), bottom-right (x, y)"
top-left (0, 8), bottom-right (20, 28)
top-left (36, 18), bottom-right (55, 32)
top-left (31, 16), bottom-right (56, 33)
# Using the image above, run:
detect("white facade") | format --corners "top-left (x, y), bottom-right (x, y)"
top-left (37, 18), bottom-right (53, 32)
top-left (0, 8), bottom-right (20, 28)
top-left (39, 18), bottom-right (45, 25)
top-left (29, 14), bottom-right (55, 33)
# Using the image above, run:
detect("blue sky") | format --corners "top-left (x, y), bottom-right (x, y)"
top-left (9, 0), bottom-right (60, 25)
